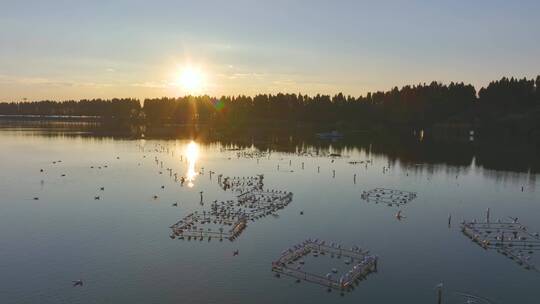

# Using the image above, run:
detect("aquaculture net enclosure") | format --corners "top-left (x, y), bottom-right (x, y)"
top-left (361, 188), bottom-right (417, 207)
top-left (219, 175), bottom-right (264, 193)
top-left (237, 190), bottom-right (293, 220)
top-left (169, 212), bottom-right (247, 241)
top-left (272, 239), bottom-right (378, 290)
top-left (461, 219), bottom-right (540, 271)
top-left (170, 174), bottom-right (293, 242)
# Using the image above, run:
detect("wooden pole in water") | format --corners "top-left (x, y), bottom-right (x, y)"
top-left (437, 283), bottom-right (443, 304)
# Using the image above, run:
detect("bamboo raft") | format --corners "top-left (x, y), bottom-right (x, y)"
top-left (461, 217), bottom-right (540, 271)
top-left (361, 188), bottom-right (417, 206)
top-left (272, 239), bottom-right (378, 290)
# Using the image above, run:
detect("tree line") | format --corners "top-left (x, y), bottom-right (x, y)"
top-left (1, 76), bottom-right (539, 138)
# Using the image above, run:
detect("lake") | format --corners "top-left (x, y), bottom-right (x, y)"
top-left (0, 125), bottom-right (539, 304)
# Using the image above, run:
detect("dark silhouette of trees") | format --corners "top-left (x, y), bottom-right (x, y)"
top-left (1, 75), bottom-right (539, 141)
top-left (473, 76), bottom-right (540, 140)
top-left (0, 98), bottom-right (141, 120)
top-left (478, 77), bottom-right (537, 109)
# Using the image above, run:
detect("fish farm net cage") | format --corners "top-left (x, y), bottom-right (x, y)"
top-left (271, 239), bottom-right (378, 291)
top-left (461, 219), bottom-right (540, 271)
top-left (169, 212), bottom-right (247, 242)
top-left (235, 150), bottom-right (269, 159)
top-left (237, 190), bottom-right (293, 220)
top-left (361, 188), bottom-right (417, 206)
top-left (170, 174), bottom-right (293, 242)
top-left (219, 175), bottom-right (264, 193)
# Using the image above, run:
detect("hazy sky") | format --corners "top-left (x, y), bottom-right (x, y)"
top-left (1, 0), bottom-right (539, 101)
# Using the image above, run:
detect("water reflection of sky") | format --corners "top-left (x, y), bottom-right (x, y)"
top-left (0, 129), bottom-right (539, 304)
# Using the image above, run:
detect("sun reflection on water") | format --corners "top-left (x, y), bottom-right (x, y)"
top-left (185, 141), bottom-right (199, 187)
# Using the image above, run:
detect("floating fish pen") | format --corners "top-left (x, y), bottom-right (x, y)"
top-left (461, 218), bottom-right (540, 271)
top-left (293, 151), bottom-right (349, 159)
top-left (450, 292), bottom-right (495, 304)
top-left (219, 147), bottom-right (244, 152)
top-left (361, 188), bottom-right (417, 206)
top-left (347, 160), bottom-right (372, 165)
top-left (205, 190), bottom-right (292, 223)
top-left (237, 190), bottom-right (293, 220)
top-left (219, 175), bottom-right (264, 193)
top-left (237, 189), bottom-right (292, 207)
top-left (170, 174), bottom-right (293, 242)
top-left (235, 150), bottom-right (269, 159)
top-left (170, 212), bottom-right (247, 242)
top-left (272, 239), bottom-right (378, 290)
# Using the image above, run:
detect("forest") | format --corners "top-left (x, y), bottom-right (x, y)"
top-left (1, 76), bottom-right (539, 141)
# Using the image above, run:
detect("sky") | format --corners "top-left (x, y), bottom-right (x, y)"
top-left (1, 0), bottom-right (539, 101)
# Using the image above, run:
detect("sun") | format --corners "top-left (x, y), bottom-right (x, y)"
top-left (177, 67), bottom-right (205, 93)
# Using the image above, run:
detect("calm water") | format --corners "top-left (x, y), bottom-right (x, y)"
top-left (1, 127), bottom-right (539, 304)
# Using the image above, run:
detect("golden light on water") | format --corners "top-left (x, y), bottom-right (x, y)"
top-left (185, 141), bottom-right (199, 187)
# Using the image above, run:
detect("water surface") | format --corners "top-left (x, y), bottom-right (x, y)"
top-left (0, 127), bottom-right (539, 304)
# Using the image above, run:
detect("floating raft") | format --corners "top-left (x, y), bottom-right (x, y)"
top-left (272, 239), bottom-right (378, 290)
top-left (461, 219), bottom-right (540, 271)
top-left (361, 188), bottom-right (417, 206)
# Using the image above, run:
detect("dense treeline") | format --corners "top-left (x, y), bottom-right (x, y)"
top-left (1, 76), bottom-right (539, 139)
top-left (0, 98), bottom-right (140, 120)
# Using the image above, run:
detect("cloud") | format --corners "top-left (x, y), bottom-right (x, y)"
top-left (130, 81), bottom-right (169, 89)
top-left (0, 74), bottom-right (113, 88)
